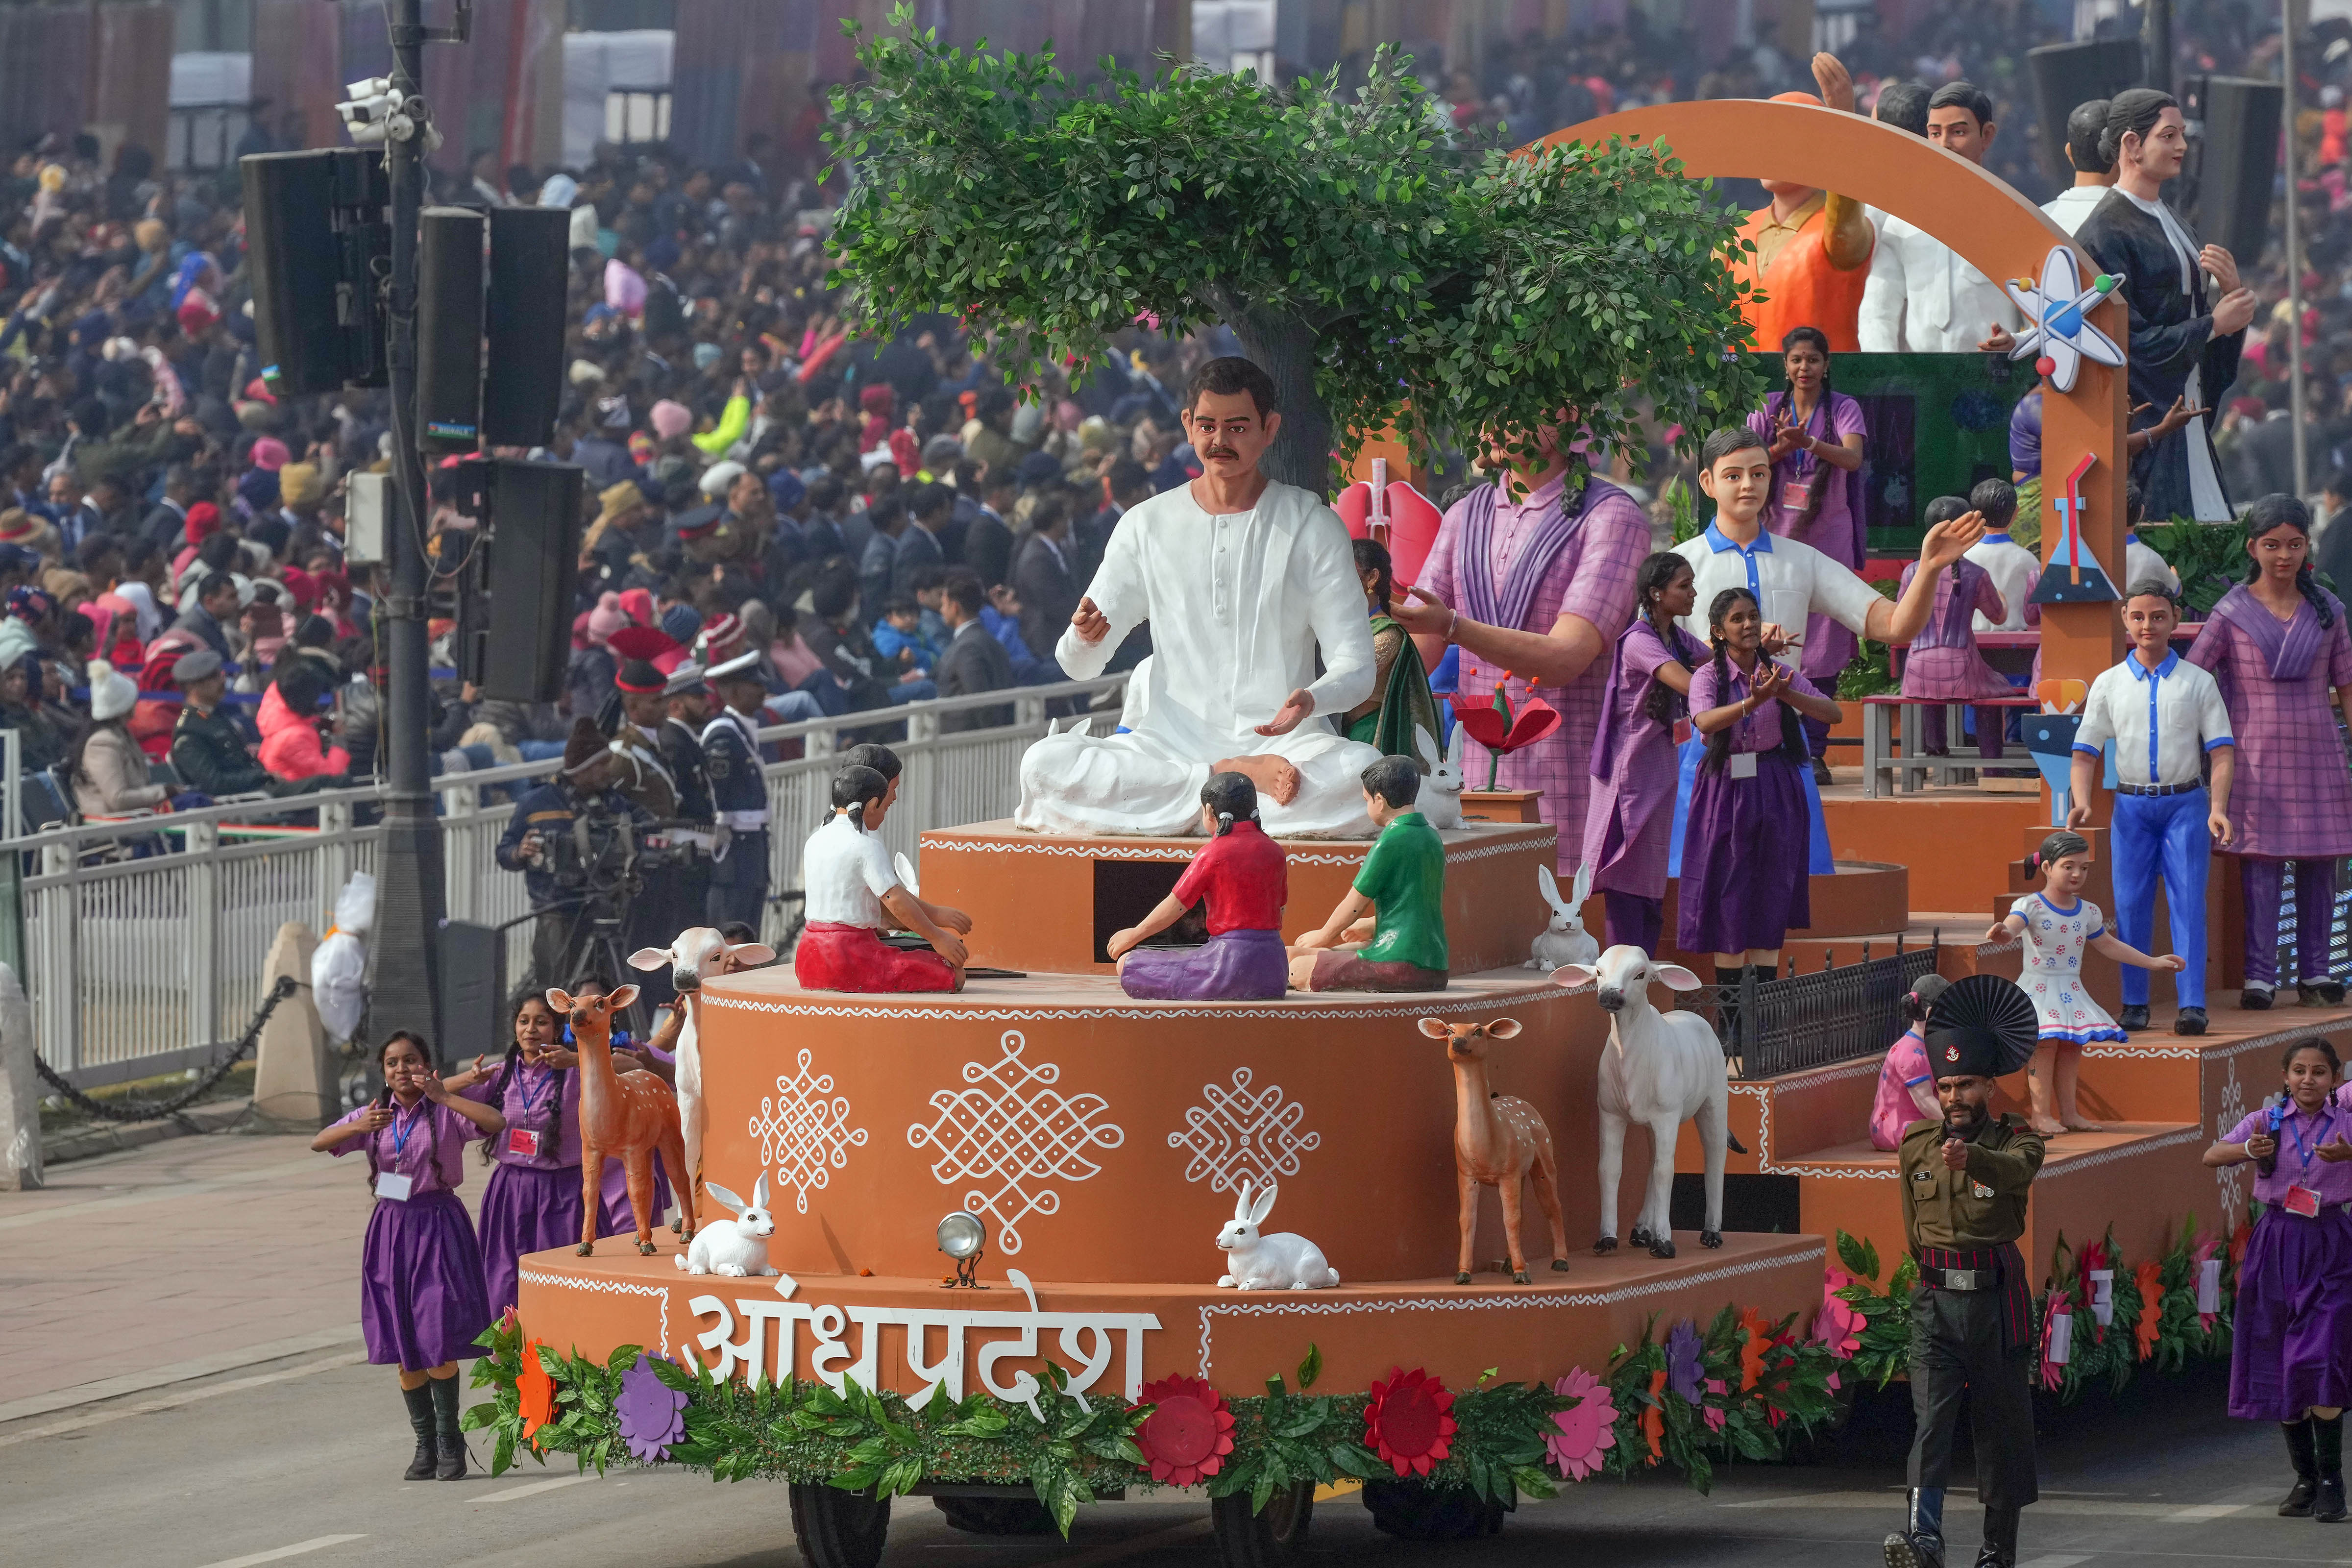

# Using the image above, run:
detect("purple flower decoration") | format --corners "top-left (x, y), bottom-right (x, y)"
top-left (615, 1353), bottom-right (688, 1463)
top-left (1666, 1319), bottom-right (1705, 1406)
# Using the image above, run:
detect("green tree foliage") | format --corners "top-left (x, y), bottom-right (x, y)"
top-left (825, 10), bottom-right (1765, 494)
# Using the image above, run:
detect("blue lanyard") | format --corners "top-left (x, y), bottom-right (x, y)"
top-left (2288, 1105), bottom-right (2337, 1168)
top-left (388, 1100), bottom-right (425, 1164)
top-left (511, 1063), bottom-right (557, 1123)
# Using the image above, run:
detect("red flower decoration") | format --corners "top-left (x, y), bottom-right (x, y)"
top-left (1737, 1306), bottom-right (1775, 1392)
top-left (1364, 1366), bottom-right (1458, 1477)
top-left (516, 1337), bottom-right (556, 1446)
top-left (1640, 1368), bottom-right (1668, 1463)
top-left (1448, 692), bottom-right (1562, 756)
top-left (1134, 1375), bottom-right (1236, 1487)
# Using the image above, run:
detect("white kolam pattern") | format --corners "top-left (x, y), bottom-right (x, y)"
top-left (906, 1030), bottom-right (1127, 1254)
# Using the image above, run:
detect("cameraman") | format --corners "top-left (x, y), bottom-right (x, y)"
top-left (496, 718), bottom-right (653, 990)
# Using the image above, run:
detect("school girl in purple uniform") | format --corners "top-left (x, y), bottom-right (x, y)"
top-left (2205, 1038), bottom-right (2352, 1522)
top-left (312, 1031), bottom-right (505, 1479)
top-left (1582, 551), bottom-right (1703, 955)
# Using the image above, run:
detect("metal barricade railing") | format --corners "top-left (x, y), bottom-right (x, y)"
top-left (9, 674), bottom-right (1126, 1084)
top-left (1691, 934), bottom-right (1942, 1081)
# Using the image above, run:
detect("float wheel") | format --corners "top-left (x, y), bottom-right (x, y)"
top-left (788, 1482), bottom-right (892, 1568)
top-left (1210, 1481), bottom-right (1315, 1568)
top-left (1361, 1478), bottom-right (1508, 1540)
top-left (932, 1494), bottom-right (1056, 1535)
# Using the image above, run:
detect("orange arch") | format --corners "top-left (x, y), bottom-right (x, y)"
top-left (1540, 98), bottom-right (2127, 687)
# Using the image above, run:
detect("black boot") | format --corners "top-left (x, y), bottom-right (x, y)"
top-left (1973, 1507), bottom-right (2019, 1567)
top-left (1715, 965), bottom-right (1748, 1062)
top-left (2283, 1419), bottom-right (2320, 1516)
top-left (2316, 1414), bottom-right (2347, 1523)
top-left (401, 1382), bottom-right (437, 1480)
top-left (1881, 1488), bottom-right (1946, 1568)
top-left (429, 1374), bottom-right (467, 1481)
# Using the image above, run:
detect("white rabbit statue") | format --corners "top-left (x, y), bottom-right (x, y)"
top-left (1414, 723), bottom-right (1466, 832)
top-left (1216, 1180), bottom-right (1340, 1290)
top-left (675, 1174), bottom-right (779, 1278)
top-left (1527, 862), bottom-right (1600, 971)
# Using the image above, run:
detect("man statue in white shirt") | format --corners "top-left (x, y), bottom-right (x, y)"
top-left (2041, 98), bottom-right (2115, 238)
top-left (1858, 81), bottom-right (2024, 354)
top-left (1014, 358), bottom-right (1382, 837)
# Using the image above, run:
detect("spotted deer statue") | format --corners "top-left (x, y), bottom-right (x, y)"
top-left (554, 983), bottom-right (695, 1255)
top-left (1421, 1016), bottom-right (1570, 1284)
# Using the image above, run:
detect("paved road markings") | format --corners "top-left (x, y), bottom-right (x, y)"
top-left (478, 1473), bottom-right (601, 1503)
top-left (196, 1535), bottom-right (367, 1568)
top-left (0, 1351), bottom-right (368, 1450)
top-left (1718, 1490), bottom-right (2254, 1520)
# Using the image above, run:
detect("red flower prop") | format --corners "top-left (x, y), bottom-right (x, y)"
top-left (1640, 1369), bottom-right (1667, 1464)
top-left (1448, 690), bottom-right (1562, 758)
top-left (1364, 1367), bottom-right (1458, 1477)
top-left (1737, 1306), bottom-right (1775, 1392)
top-left (1134, 1375), bottom-right (1236, 1487)
top-left (2133, 1260), bottom-right (2164, 1362)
top-left (516, 1337), bottom-right (556, 1446)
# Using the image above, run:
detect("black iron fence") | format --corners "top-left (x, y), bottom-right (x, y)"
top-left (1678, 933), bottom-right (1942, 1080)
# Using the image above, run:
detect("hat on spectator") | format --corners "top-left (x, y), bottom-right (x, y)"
top-left (661, 604), bottom-right (702, 646)
top-left (595, 480), bottom-right (646, 525)
top-left (184, 501), bottom-right (222, 545)
top-left (650, 400), bottom-right (693, 440)
top-left (618, 587), bottom-right (656, 627)
top-left (597, 394), bottom-right (632, 430)
top-left (692, 343), bottom-right (725, 371)
top-left (662, 661), bottom-right (707, 697)
top-left (249, 437), bottom-right (291, 472)
top-left (176, 289), bottom-right (220, 336)
top-left (699, 460), bottom-right (746, 497)
top-left (1014, 449), bottom-right (1064, 488)
top-left (889, 427), bottom-right (922, 475)
top-left (87, 658), bottom-right (137, 722)
top-left (0, 543), bottom-right (40, 577)
top-left (673, 503), bottom-right (724, 541)
top-left (0, 510), bottom-right (37, 543)
top-left (586, 591), bottom-right (629, 644)
top-left (280, 463), bottom-right (323, 506)
top-left (922, 433), bottom-right (964, 470)
top-left (172, 648), bottom-right (223, 685)
top-left (706, 649), bottom-right (763, 687)
top-left (767, 468), bottom-right (806, 511)
top-left (698, 612), bottom-right (743, 658)
top-left (5, 586), bottom-right (53, 623)
top-left (244, 376), bottom-right (279, 406)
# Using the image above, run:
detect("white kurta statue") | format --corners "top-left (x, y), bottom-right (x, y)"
top-left (1014, 360), bottom-right (1384, 838)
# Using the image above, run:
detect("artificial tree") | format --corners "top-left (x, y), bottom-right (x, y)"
top-left (824, 11), bottom-right (1765, 495)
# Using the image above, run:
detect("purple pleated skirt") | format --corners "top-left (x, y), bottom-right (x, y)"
top-left (1677, 750), bottom-right (1812, 956)
top-left (359, 1190), bottom-right (492, 1372)
top-left (1120, 928), bottom-right (1289, 1001)
top-left (476, 1159), bottom-right (680, 1310)
top-left (2230, 1204), bottom-right (2352, 1422)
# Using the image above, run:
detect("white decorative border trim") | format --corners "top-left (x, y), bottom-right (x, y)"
top-left (2038, 1125), bottom-right (2204, 1176)
top-left (1194, 1247), bottom-right (1826, 1376)
top-left (2083, 1016), bottom-right (2344, 1063)
top-left (1729, 1081), bottom-right (1898, 1180)
top-left (519, 1268), bottom-right (671, 1352)
top-left (925, 830), bottom-right (1556, 869)
top-left (705, 993), bottom-right (1557, 1022)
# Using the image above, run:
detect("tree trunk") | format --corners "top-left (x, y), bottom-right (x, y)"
top-left (1198, 289), bottom-right (1336, 498)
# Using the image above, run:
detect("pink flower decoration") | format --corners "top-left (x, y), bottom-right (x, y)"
top-left (1546, 1367), bottom-right (1618, 1481)
top-left (1812, 1275), bottom-right (1863, 1357)
top-left (1702, 1377), bottom-right (1728, 1433)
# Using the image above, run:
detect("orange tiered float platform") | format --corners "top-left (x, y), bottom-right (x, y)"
top-left (516, 824), bottom-right (1833, 1407)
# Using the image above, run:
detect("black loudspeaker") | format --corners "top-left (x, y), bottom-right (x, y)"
top-left (2025, 39), bottom-right (2147, 187)
top-left (240, 149), bottom-right (389, 394)
top-left (480, 459), bottom-right (585, 703)
top-left (437, 921), bottom-right (505, 1067)
top-left (416, 207), bottom-right (485, 451)
top-left (2182, 75), bottom-right (2283, 267)
top-left (484, 207), bottom-right (571, 449)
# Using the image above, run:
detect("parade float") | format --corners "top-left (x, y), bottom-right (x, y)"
top-left (468, 80), bottom-right (2334, 1568)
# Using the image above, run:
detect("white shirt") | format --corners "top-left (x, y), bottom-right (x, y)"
top-left (2123, 534), bottom-right (2180, 597)
top-left (1056, 482), bottom-right (1373, 744)
top-left (801, 811), bottom-right (899, 928)
top-left (2073, 652), bottom-right (2232, 788)
top-left (2041, 186), bottom-right (2107, 238)
top-left (1858, 213), bottom-right (2023, 353)
top-left (1672, 522), bottom-right (1885, 648)
top-left (1965, 534), bottom-right (2042, 631)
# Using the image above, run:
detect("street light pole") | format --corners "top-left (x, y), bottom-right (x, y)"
top-left (371, 0), bottom-right (449, 1054)
top-left (2283, 0), bottom-right (2310, 498)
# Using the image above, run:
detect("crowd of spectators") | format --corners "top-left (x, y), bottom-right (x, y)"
top-left (0, 0), bottom-right (2339, 832)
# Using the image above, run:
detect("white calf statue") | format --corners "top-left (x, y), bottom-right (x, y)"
top-left (628, 926), bottom-right (777, 1225)
top-left (1554, 945), bottom-right (1741, 1259)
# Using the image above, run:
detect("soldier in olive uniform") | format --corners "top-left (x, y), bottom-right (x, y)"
top-left (1885, 1016), bottom-right (2046, 1568)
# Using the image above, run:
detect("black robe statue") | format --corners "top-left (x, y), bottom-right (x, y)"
top-left (2075, 189), bottom-right (2244, 522)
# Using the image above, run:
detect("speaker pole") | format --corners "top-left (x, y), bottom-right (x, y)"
top-left (374, 0), bottom-right (448, 1058)
top-left (2144, 0), bottom-right (2172, 97)
top-left (2282, 0), bottom-right (2309, 498)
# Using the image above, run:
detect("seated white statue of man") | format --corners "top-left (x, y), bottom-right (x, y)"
top-left (1014, 357), bottom-right (1383, 837)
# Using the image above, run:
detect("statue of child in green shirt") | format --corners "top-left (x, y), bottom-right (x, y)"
top-left (1289, 754), bottom-right (1449, 992)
